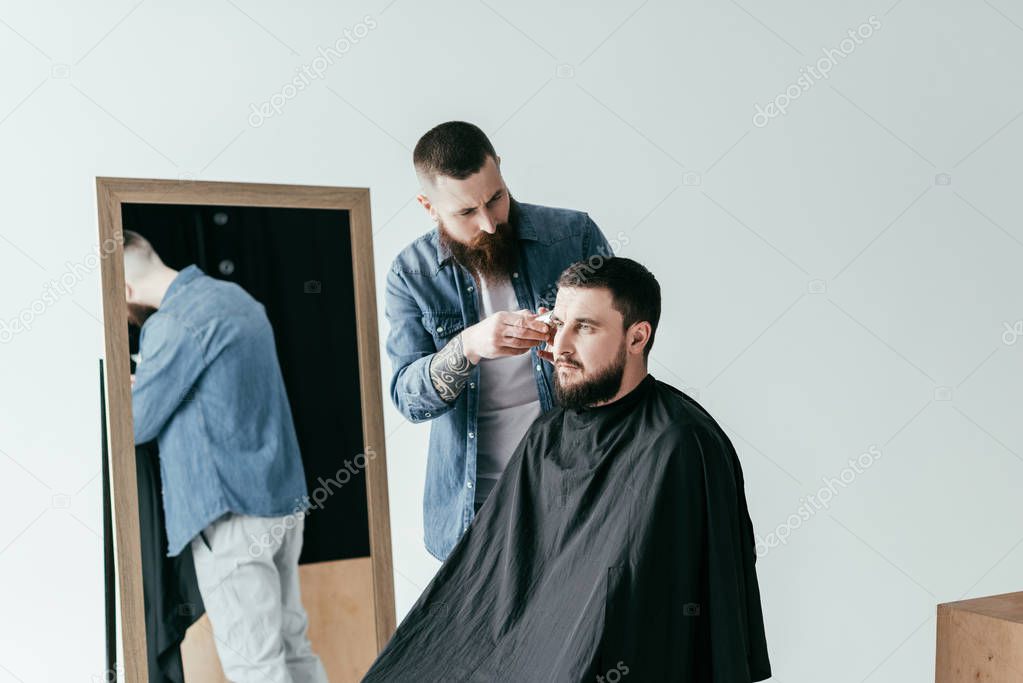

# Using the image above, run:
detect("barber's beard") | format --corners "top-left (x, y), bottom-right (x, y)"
top-left (438, 218), bottom-right (519, 283)
top-left (553, 341), bottom-right (627, 410)
top-left (127, 302), bottom-right (158, 328)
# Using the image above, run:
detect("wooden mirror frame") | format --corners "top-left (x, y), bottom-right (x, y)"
top-left (95, 177), bottom-right (395, 681)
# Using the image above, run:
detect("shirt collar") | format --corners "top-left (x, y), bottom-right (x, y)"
top-left (161, 264), bottom-right (203, 305)
top-left (433, 196), bottom-right (537, 267)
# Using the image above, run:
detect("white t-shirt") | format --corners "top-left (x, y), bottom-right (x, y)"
top-left (474, 273), bottom-right (542, 504)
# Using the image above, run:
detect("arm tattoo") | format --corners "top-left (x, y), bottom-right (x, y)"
top-left (430, 333), bottom-right (474, 403)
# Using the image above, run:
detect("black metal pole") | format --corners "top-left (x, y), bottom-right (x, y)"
top-left (100, 358), bottom-right (117, 679)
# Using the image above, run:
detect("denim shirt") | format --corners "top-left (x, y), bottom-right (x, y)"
top-left (132, 265), bottom-right (309, 556)
top-left (384, 200), bottom-right (613, 560)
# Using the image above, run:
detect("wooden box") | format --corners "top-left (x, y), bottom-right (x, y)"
top-left (936, 591), bottom-right (1023, 682)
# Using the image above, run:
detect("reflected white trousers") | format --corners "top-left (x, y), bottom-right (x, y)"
top-left (190, 512), bottom-right (328, 683)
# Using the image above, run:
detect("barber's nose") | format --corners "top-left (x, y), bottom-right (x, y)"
top-left (478, 212), bottom-right (497, 234)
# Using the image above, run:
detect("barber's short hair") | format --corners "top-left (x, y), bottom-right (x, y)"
top-left (123, 229), bottom-right (160, 266)
top-left (413, 121), bottom-right (497, 182)
top-left (556, 256), bottom-right (661, 359)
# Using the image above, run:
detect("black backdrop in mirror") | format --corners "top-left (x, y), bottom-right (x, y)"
top-left (122, 203), bottom-right (370, 563)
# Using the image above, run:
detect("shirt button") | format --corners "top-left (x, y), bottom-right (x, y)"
top-left (468, 431), bottom-right (475, 439)
top-left (469, 382), bottom-right (476, 389)
top-left (466, 481), bottom-right (473, 489)
top-left (436, 325), bottom-right (444, 333)
top-left (512, 272), bottom-right (519, 278)
top-left (467, 285), bottom-right (474, 292)
top-left (535, 363), bottom-right (542, 372)
top-left (424, 411), bottom-right (432, 418)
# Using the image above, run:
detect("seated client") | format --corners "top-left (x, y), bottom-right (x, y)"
top-left (364, 257), bottom-right (772, 682)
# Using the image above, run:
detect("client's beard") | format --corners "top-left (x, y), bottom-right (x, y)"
top-left (127, 302), bottom-right (158, 329)
top-left (438, 217), bottom-right (519, 283)
top-left (553, 342), bottom-right (627, 410)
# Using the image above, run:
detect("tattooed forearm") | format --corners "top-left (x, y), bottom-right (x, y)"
top-left (430, 333), bottom-right (474, 403)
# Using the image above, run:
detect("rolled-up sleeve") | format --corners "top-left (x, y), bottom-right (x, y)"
top-left (132, 314), bottom-right (207, 444)
top-left (384, 267), bottom-right (457, 423)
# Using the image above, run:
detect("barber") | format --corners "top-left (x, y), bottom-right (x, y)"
top-left (384, 121), bottom-right (614, 561)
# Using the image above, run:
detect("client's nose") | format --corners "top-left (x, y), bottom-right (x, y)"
top-left (550, 330), bottom-right (570, 359)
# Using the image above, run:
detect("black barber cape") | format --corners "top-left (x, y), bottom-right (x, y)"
top-left (364, 373), bottom-right (771, 682)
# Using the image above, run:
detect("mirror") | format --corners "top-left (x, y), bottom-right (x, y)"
top-left (96, 178), bottom-right (394, 682)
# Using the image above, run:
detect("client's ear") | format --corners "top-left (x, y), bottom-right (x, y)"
top-left (628, 321), bottom-right (652, 355)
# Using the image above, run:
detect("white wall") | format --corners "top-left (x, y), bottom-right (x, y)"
top-left (2, 1), bottom-right (1022, 680)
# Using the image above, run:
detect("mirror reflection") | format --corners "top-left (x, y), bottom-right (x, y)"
top-left (123, 202), bottom-right (379, 682)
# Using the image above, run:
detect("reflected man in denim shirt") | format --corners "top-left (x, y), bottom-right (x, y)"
top-left (125, 230), bottom-right (327, 683)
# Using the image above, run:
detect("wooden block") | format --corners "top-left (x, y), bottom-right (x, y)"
top-left (936, 591), bottom-right (1023, 682)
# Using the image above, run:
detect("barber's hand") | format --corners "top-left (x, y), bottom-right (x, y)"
top-left (535, 306), bottom-right (557, 364)
top-left (130, 374), bottom-right (136, 388)
top-left (462, 309), bottom-right (552, 364)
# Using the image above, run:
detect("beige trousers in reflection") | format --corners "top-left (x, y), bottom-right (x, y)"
top-left (190, 512), bottom-right (328, 683)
